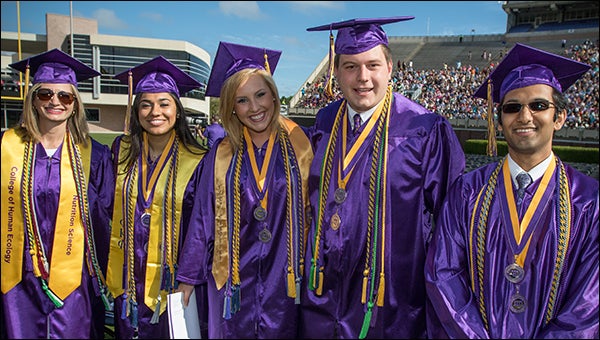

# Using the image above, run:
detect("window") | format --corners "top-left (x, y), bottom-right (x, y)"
top-left (85, 108), bottom-right (100, 123)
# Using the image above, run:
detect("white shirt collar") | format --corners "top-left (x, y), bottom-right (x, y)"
top-left (346, 101), bottom-right (379, 124)
top-left (507, 152), bottom-right (554, 186)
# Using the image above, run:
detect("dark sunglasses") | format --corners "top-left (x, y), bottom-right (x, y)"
top-left (35, 88), bottom-right (76, 105)
top-left (501, 100), bottom-right (556, 114)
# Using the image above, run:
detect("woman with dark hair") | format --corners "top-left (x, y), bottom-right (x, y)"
top-left (1, 48), bottom-right (114, 338)
top-left (106, 56), bottom-right (206, 339)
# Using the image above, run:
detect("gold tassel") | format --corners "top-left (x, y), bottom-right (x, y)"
top-left (316, 268), bottom-right (324, 296)
top-left (376, 273), bottom-right (385, 307)
top-left (23, 64), bottom-right (31, 101)
top-left (361, 275), bottom-right (368, 304)
top-left (287, 270), bottom-right (296, 298)
top-left (486, 79), bottom-right (497, 157)
top-left (264, 50), bottom-right (271, 74)
top-left (124, 70), bottom-right (133, 134)
top-left (324, 32), bottom-right (335, 99)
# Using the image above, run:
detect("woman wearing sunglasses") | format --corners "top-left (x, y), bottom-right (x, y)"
top-left (1, 49), bottom-right (115, 338)
top-left (425, 43), bottom-right (599, 338)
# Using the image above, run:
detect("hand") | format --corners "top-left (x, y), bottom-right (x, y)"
top-left (176, 282), bottom-right (195, 307)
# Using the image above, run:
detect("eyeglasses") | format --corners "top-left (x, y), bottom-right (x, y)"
top-left (35, 88), bottom-right (76, 105)
top-left (501, 100), bottom-right (556, 114)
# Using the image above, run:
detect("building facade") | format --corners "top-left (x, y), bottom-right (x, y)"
top-left (1, 13), bottom-right (211, 133)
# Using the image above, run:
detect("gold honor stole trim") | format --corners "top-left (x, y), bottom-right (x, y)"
top-left (213, 118), bottom-right (312, 290)
top-left (1, 129), bottom-right (91, 299)
top-left (107, 135), bottom-right (201, 313)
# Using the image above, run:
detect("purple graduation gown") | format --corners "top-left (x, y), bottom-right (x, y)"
top-left (0, 134), bottom-right (114, 339)
top-left (425, 159), bottom-right (599, 338)
top-left (177, 135), bottom-right (306, 339)
top-left (204, 123), bottom-right (227, 149)
top-left (110, 136), bottom-right (206, 339)
top-left (300, 93), bottom-right (465, 339)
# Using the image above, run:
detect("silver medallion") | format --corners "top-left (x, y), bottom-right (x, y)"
top-left (254, 207), bottom-right (267, 221)
top-left (141, 212), bottom-right (151, 227)
top-left (258, 228), bottom-right (272, 243)
top-left (504, 263), bottom-right (525, 284)
top-left (509, 293), bottom-right (527, 313)
top-left (334, 188), bottom-right (347, 204)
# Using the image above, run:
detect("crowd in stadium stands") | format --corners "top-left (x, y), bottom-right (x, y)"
top-left (296, 40), bottom-right (599, 130)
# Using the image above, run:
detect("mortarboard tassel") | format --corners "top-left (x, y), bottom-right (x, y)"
top-left (324, 31), bottom-right (335, 99)
top-left (23, 64), bottom-right (31, 101)
top-left (486, 79), bottom-right (497, 157)
top-left (264, 50), bottom-right (271, 75)
top-left (124, 70), bottom-right (133, 134)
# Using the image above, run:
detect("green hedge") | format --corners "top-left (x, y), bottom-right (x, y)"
top-left (464, 139), bottom-right (599, 164)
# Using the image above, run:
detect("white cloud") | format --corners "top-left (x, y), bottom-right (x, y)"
top-left (139, 12), bottom-right (163, 22)
top-left (218, 1), bottom-right (265, 20)
top-left (92, 9), bottom-right (128, 30)
top-left (288, 1), bottom-right (344, 13)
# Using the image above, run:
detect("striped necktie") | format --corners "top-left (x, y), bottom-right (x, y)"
top-left (353, 114), bottom-right (362, 136)
top-left (516, 172), bottom-right (532, 206)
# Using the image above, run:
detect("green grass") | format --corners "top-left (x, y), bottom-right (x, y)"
top-left (464, 139), bottom-right (599, 164)
top-left (91, 133), bottom-right (120, 147)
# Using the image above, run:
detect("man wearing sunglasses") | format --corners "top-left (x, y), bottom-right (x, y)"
top-left (425, 43), bottom-right (599, 338)
top-left (1, 49), bottom-right (114, 339)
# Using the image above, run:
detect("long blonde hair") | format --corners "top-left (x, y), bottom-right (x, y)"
top-left (219, 68), bottom-right (281, 150)
top-left (18, 82), bottom-right (90, 146)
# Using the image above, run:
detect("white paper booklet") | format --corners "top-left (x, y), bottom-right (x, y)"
top-left (168, 290), bottom-right (201, 339)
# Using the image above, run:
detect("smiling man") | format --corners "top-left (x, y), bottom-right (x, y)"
top-left (425, 43), bottom-right (599, 339)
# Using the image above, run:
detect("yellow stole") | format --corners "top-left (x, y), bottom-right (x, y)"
top-left (107, 135), bottom-right (203, 315)
top-left (1, 129), bottom-right (91, 299)
top-left (212, 118), bottom-right (312, 290)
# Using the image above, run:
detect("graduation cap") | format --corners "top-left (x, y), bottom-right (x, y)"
top-left (474, 43), bottom-right (591, 102)
top-left (9, 48), bottom-right (100, 87)
top-left (306, 16), bottom-right (414, 98)
top-left (114, 55), bottom-right (203, 133)
top-left (205, 41), bottom-right (282, 98)
top-left (307, 16), bottom-right (414, 55)
top-left (114, 55), bottom-right (203, 97)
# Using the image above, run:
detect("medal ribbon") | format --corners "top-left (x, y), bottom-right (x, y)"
top-left (502, 156), bottom-right (556, 267)
top-left (141, 131), bottom-right (175, 202)
top-left (337, 105), bottom-right (383, 192)
top-left (243, 127), bottom-right (277, 211)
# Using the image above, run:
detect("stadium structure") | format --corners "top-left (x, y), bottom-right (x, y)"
top-left (1, 1), bottom-right (598, 146)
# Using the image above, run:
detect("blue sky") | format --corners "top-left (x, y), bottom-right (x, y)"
top-left (1, 1), bottom-right (508, 97)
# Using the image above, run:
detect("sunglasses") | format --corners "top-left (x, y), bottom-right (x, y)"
top-left (35, 88), bottom-right (76, 105)
top-left (501, 100), bottom-right (556, 114)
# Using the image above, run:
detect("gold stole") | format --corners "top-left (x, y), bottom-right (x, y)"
top-left (212, 118), bottom-right (312, 290)
top-left (1, 129), bottom-right (91, 299)
top-left (106, 135), bottom-right (202, 314)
